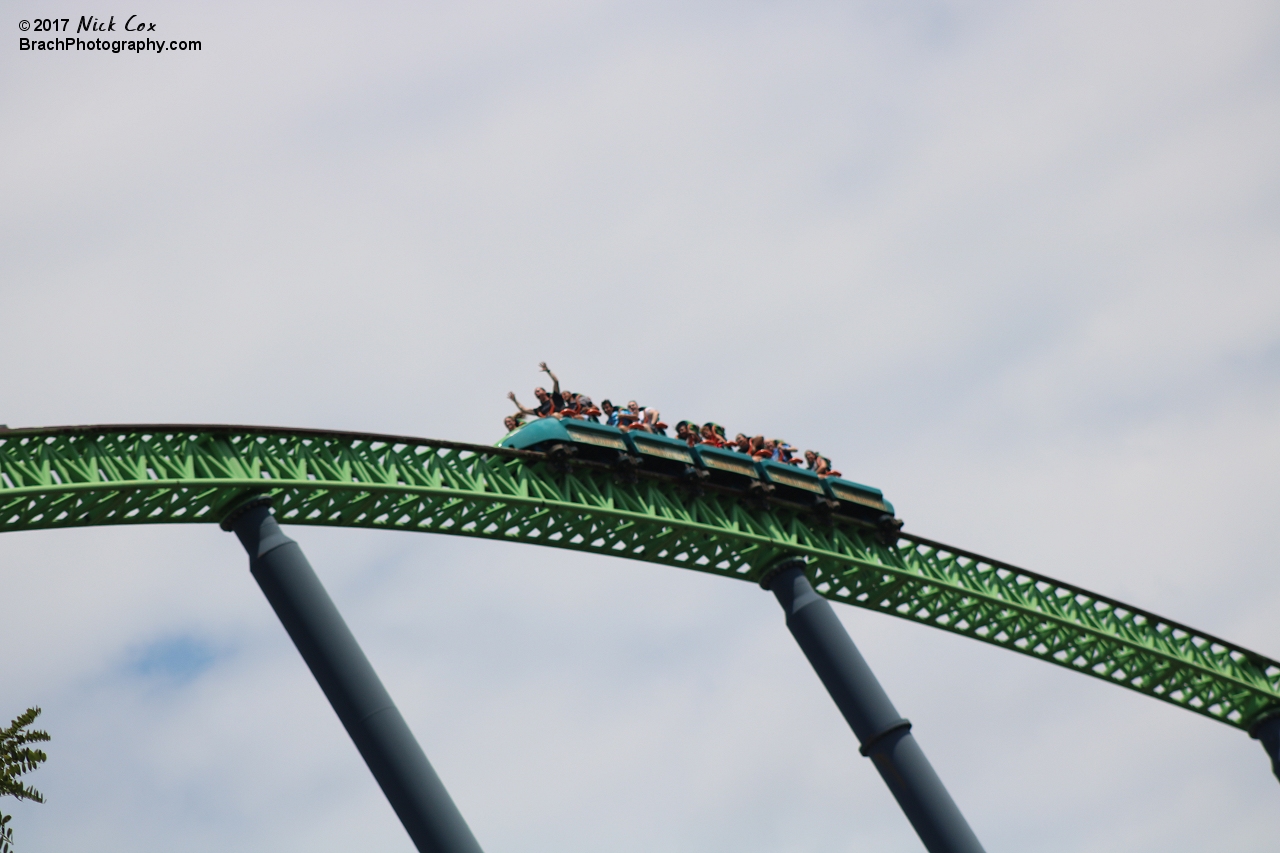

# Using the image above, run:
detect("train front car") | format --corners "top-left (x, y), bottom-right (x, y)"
top-left (500, 418), bottom-right (634, 466)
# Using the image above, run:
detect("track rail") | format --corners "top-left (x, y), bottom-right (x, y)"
top-left (2, 424), bottom-right (1277, 729)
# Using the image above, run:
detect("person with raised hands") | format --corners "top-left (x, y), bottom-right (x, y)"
top-left (507, 362), bottom-right (567, 420)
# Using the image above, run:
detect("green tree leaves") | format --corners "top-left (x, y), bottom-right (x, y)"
top-left (0, 707), bottom-right (49, 853)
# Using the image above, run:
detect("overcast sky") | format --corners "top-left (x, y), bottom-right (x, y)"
top-left (2, 1), bottom-right (1279, 850)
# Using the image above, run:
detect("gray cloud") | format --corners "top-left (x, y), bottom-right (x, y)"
top-left (2, 1), bottom-right (1278, 850)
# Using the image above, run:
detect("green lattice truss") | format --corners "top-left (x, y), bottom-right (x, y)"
top-left (2, 424), bottom-right (1277, 731)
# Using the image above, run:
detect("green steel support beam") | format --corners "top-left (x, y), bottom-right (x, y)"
top-left (2, 424), bottom-right (1278, 732)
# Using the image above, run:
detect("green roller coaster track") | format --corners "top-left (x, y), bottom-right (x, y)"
top-left (3, 423), bottom-right (1278, 733)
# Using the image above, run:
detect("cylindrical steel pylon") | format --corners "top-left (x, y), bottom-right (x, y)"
top-left (224, 499), bottom-right (483, 853)
top-left (761, 557), bottom-right (985, 853)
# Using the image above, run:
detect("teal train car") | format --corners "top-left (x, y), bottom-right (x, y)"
top-left (755, 458), bottom-right (826, 505)
top-left (500, 417), bottom-right (631, 465)
top-left (500, 419), bottom-right (897, 527)
top-left (628, 431), bottom-right (701, 477)
top-left (690, 443), bottom-right (762, 490)
top-left (822, 476), bottom-right (894, 518)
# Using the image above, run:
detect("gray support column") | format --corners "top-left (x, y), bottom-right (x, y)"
top-left (223, 499), bottom-right (483, 853)
top-left (761, 558), bottom-right (985, 853)
top-left (1250, 715), bottom-right (1280, 783)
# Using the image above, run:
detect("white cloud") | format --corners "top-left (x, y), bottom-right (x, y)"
top-left (2, 1), bottom-right (1278, 850)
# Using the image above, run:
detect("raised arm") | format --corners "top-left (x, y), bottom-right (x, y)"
top-left (507, 391), bottom-right (537, 416)
top-left (539, 362), bottom-right (561, 397)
